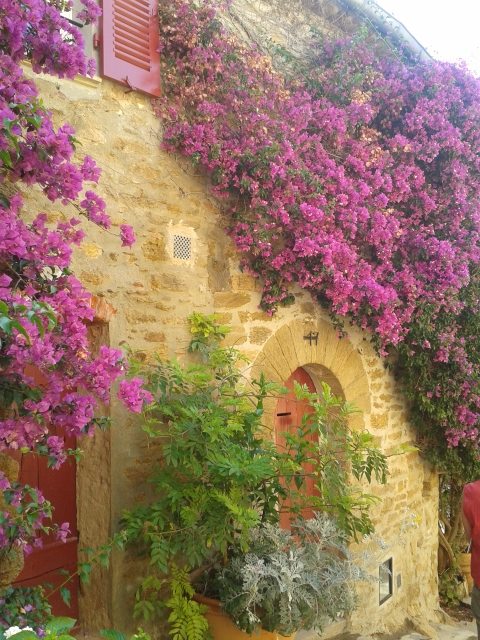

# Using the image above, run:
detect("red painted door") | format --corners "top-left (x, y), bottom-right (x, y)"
top-left (13, 441), bottom-right (79, 617)
top-left (11, 367), bottom-right (79, 618)
top-left (275, 367), bottom-right (317, 529)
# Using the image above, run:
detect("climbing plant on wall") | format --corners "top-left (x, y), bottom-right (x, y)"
top-left (0, 0), bottom-right (151, 556)
top-left (155, 0), bottom-right (480, 478)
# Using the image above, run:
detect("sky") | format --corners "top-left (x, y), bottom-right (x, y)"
top-left (373, 0), bottom-right (480, 76)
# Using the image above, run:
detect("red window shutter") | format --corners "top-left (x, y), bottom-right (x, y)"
top-left (102, 0), bottom-right (161, 97)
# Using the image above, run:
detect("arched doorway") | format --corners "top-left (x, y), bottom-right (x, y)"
top-left (275, 367), bottom-right (317, 528)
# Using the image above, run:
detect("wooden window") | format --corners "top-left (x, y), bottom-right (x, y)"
top-left (101, 0), bottom-right (161, 96)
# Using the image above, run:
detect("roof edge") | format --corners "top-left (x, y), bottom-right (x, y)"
top-left (337, 0), bottom-right (433, 62)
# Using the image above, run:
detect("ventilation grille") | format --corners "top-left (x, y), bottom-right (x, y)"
top-left (113, 0), bottom-right (151, 71)
top-left (173, 235), bottom-right (192, 261)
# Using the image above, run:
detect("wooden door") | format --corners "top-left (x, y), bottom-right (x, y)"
top-left (275, 367), bottom-right (317, 529)
top-left (11, 376), bottom-right (79, 619)
top-left (11, 310), bottom-right (112, 622)
top-left (13, 443), bottom-right (79, 617)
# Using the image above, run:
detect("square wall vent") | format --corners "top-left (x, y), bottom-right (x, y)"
top-left (173, 234), bottom-right (192, 261)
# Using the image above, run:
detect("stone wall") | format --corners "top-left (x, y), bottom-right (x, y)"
top-left (19, 0), bottom-right (440, 634)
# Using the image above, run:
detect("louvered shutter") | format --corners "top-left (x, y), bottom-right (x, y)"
top-left (102, 0), bottom-right (160, 97)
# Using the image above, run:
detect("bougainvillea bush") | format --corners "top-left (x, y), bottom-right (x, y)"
top-left (0, 0), bottom-right (151, 556)
top-left (156, 0), bottom-right (480, 475)
top-left (0, 585), bottom-right (51, 632)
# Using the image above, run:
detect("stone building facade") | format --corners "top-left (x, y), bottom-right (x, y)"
top-left (20, 0), bottom-right (439, 636)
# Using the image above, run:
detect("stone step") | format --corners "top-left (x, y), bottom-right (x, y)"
top-left (396, 622), bottom-right (477, 640)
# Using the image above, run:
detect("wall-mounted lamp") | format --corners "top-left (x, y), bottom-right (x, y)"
top-left (303, 331), bottom-right (319, 346)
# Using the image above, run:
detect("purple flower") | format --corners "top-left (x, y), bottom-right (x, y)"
top-left (118, 378), bottom-right (154, 413)
top-left (120, 224), bottom-right (136, 247)
top-left (76, 0), bottom-right (102, 24)
top-left (56, 522), bottom-right (70, 543)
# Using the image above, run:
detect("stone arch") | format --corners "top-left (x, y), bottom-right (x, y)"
top-left (249, 318), bottom-right (371, 431)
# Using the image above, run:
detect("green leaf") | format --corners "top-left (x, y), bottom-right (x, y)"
top-left (0, 149), bottom-right (13, 168)
top-left (79, 561), bottom-right (93, 584)
top-left (6, 633), bottom-right (37, 640)
top-left (0, 193), bottom-right (10, 208)
top-left (60, 586), bottom-right (72, 607)
top-left (45, 617), bottom-right (76, 634)
top-left (100, 630), bottom-right (126, 640)
top-left (10, 319), bottom-right (30, 341)
top-left (0, 315), bottom-right (12, 333)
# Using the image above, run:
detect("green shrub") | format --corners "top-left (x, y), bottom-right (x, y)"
top-left (122, 313), bottom-right (388, 639)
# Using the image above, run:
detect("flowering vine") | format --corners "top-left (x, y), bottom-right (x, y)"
top-left (0, 0), bottom-right (151, 554)
top-left (156, 0), bottom-right (480, 474)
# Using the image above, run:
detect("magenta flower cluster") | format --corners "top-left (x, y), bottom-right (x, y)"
top-left (118, 378), bottom-right (154, 414)
top-left (0, 472), bottom-right (56, 555)
top-left (0, 0), bottom-right (146, 554)
top-left (156, 0), bottom-right (480, 458)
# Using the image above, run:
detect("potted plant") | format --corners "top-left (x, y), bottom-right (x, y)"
top-left (121, 314), bottom-right (388, 640)
top-left (196, 515), bottom-right (363, 639)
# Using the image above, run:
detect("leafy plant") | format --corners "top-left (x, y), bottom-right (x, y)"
top-left (0, 586), bottom-right (51, 632)
top-left (211, 515), bottom-right (360, 636)
top-left (0, 480), bottom-right (53, 555)
top-left (122, 314), bottom-right (387, 638)
top-left (0, 616), bottom-right (75, 640)
top-left (100, 627), bottom-right (152, 640)
top-left (439, 564), bottom-right (467, 606)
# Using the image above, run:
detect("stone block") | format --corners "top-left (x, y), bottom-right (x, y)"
top-left (80, 270), bottom-right (104, 286)
top-left (249, 326), bottom-right (273, 344)
top-left (141, 235), bottom-right (168, 261)
top-left (334, 353), bottom-right (367, 391)
top-left (125, 311), bottom-right (157, 323)
top-left (230, 273), bottom-right (260, 291)
top-left (239, 310), bottom-right (273, 322)
top-left (321, 332), bottom-right (352, 371)
top-left (370, 413), bottom-right (389, 428)
top-left (214, 291), bottom-right (252, 308)
top-left (273, 325), bottom-right (299, 370)
top-left (144, 331), bottom-right (166, 343)
top-left (288, 319), bottom-right (313, 364)
top-left (151, 272), bottom-right (187, 292)
top-left (81, 241), bottom-right (104, 258)
top-left (263, 335), bottom-right (293, 380)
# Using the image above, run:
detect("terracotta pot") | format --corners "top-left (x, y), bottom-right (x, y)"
top-left (458, 552), bottom-right (474, 592)
top-left (0, 547), bottom-right (25, 588)
top-left (194, 594), bottom-right (295, 640)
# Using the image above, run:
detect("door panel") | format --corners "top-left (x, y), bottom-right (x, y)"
top-left (275, 367), bottom-right (317, 529)
top-left (13, 437), bottom-right (79, 618)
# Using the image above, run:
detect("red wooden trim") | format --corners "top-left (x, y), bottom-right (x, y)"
top-left (102, 0), bottom-right (161, 96)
